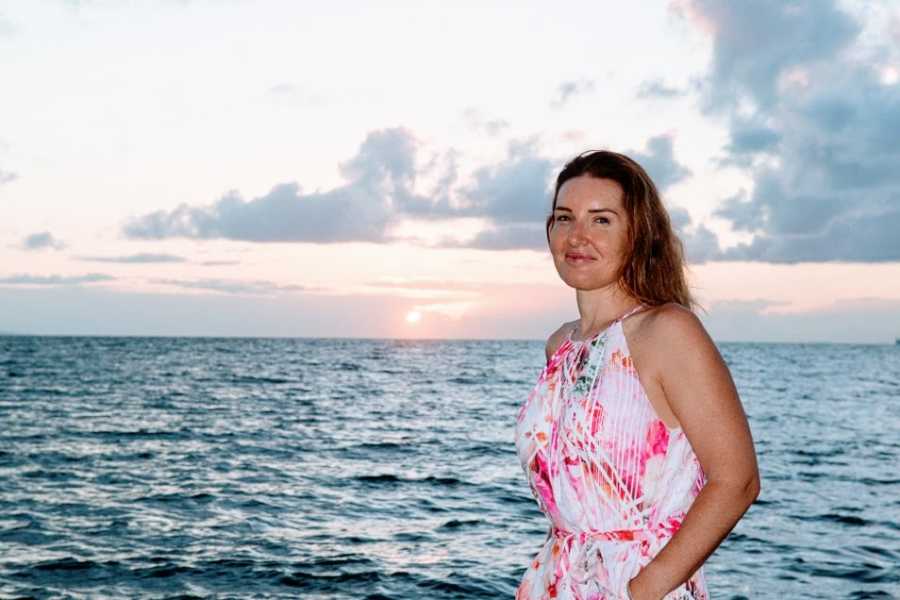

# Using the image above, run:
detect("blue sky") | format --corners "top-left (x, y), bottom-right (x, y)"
top-left (2, 0), bottom-right (900, 342)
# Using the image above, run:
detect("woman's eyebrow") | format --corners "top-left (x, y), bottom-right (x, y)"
top-left (554, 206), bottom-right (619, 215)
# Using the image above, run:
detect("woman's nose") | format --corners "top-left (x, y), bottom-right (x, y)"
top-left (567, 219), bottom-right (588, 245)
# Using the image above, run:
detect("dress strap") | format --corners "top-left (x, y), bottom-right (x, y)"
top-left (618, 302), bottom-right (645, 322)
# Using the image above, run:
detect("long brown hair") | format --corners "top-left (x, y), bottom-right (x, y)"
top-left (546, 149), bottom-right (697, 310)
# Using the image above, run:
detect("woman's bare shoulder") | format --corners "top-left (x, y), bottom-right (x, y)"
top-left (635, 303), bottom-right (724, 380)
top-left (545, 319), bottom-right (577, 362)
top-left (640, 302), bottom-right (710, 344)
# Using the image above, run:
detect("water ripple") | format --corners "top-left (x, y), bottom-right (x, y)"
top-left (0, 336), bottom-right (898, 598)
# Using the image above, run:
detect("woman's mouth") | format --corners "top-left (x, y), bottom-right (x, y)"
top-left (565, 253), bottom-right (596, 264)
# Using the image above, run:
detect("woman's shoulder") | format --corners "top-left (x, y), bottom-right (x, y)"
top-left (632, 302), bottom-right (719, 368)
top-left (635, 302), bottom-right (703, 334)
top-left (545, 319), bottom-right (577, 362)
top-left (628, 302), bottom-right (711, 355)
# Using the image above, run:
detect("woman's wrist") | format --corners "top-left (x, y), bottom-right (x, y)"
top-left (626, 569), bottom-right (666, 600)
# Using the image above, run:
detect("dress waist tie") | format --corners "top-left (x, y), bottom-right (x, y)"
top-left (548, 524), bottom-right (662, 596)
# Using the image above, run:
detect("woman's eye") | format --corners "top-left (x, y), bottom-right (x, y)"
top-left (554, 215), bottom-right (608, 224)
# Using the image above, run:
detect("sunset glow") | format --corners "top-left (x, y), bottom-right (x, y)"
top-left (1, 2), bottom-right (899, 343)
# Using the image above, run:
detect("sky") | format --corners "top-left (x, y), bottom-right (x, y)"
top-left (2, 0), bottom-right (900, 343)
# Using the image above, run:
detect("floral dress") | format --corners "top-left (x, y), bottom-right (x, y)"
top-left (514, 304), bottom-right (709, 599)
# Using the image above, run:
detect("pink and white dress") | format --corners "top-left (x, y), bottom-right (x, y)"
top-left (514, 304), bottom-right (709, 599)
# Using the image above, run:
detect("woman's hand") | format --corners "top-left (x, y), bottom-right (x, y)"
top-left (626, 566), bottom-right (667, 600)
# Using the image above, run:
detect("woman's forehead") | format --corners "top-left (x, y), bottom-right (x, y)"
top-left (557, 176), bottom-right (624, 208)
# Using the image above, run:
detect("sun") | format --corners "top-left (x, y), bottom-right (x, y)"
top-left (405, 310), bottom-right (422, 324)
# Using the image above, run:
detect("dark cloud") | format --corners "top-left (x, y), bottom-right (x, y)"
top-left (683, 0), bottom-right (900, 262)
top-left (667, 206), bottom-right (722, 265)
top-left (447, 136), bottom-right (698, 252)
top-left (123, 129), bottom-right (553, 247)
top-left (124, 182), bottom-right (391, 243)
top-left (689, 0), bottom-right (860, 113)
top-left (720, 206), bottom-right (900, 263)
top-left (77, 253), bottom-right (186, 264)
top-left (721, 117), bottom-right (782, 163)
top-left (0, 273), bottom-right (114, 285)
top-left (124, 128), bottom-right (410, 243)
top-left (442, 223), bottom-right (547, 251)
top-left (459, 138), bottom-right (555, 224)
top-left (151, 278), bottom-right (307, 295)
top-left (122, 127), bottom-right (705, 258)
top-left (619, 137), bottom-right (718, 264)
top-left (701, 297), bottom-right (900, 343)
top-left (626, 135), bottom-right (692, 190)
top-left (21, 231), bottom-right (64, 251)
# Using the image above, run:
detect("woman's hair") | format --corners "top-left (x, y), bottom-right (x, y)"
top-left (545, 149), bottom-right (697, 310)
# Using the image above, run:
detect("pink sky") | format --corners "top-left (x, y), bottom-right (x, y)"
top-left (2, 1), bottom-right (900, 343)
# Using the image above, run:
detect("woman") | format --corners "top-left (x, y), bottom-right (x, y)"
top-left (514, 150), bottom-right (760, 599)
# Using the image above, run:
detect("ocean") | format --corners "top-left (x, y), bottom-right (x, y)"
top-left (1, 335), bottom-right (898, 599)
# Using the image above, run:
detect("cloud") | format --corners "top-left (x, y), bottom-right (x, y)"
top-left (151, 278), bottom-right (308, 296)
top-left (444, 135), bottom-right (696, 252)
top-left (124, 128), bottom-right (415, 243)
top-left (461, 108), bottom-right (510, 137)
top-left (688, 0), bottom-right (860, 113)
top-left (625, 134), bottom-right (692, 190)
top-left (459, 138), bottom-right (555, 224)
top-left (21, 231), bottom-right (65, 251)
top-left (0, 13), bottom-right (14, 37)
top-left (635, 80), bottom-right (687, 99)
top-left (720, 117), bottom-right (782, 163)
top-left (122, 127), bottom-right (703, 256)
top-left (552, 79), bottom-right (596, 108)
top-left (0, 273), bottom-right (114, 285)
top-left (442, 222), bottom-right (548, 251)
top-left (123, 128), bottom-right (552, 247)
top-left (719, 208), bottom-right (900, 263)
top-left (77, 253), bottom-right (186, 263)
top-left (619, 135), bottom-right (717, 263)
top-left (668, 206), bottom-right (722, 264)
top-left (681, 0), bottom-right (900, 263)
top-left (266, 82), bottom-right (328, 107)
top-left (701, 296), bottom-right (900, 343)
top-left (199, 260), bottom-right (240, 266)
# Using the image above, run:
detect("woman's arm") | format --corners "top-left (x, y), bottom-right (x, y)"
top-left (628, 304), bottom-right (761, 600)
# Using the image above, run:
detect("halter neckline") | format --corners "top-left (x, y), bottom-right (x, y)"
top-left (567, 303), bottom-right (645, 344)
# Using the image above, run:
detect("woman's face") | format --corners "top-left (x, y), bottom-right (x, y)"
top-left (548, 175), bottom-right (631, 291)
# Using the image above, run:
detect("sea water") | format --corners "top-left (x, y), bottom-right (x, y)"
top-left (1, 336), bottom-right (898, 599)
